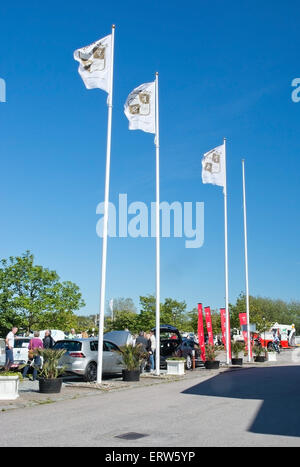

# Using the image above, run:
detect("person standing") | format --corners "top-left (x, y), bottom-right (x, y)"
top-left (5, 327), bottom-right (18, 370)
top-left (68, 328), bottom-right (76, 339)
top-left (135, 331), bottom-right (148, 373)
top-left (43, 330), bottom-right (54, 349)
top-left (23, 332), bottom-right (44, 381)
top-left (149, 330), bottom-right (156, 372)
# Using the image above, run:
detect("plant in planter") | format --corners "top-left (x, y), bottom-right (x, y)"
top-left (37, 349), bottom-right (66, 393)
top-left (204, 344), bottom-right (220, 369)
top-left (231, 341), bottom-right (245, 365)
top-left (253, 345), bottom-right (266, 362)
top-left (121, 344), bottom-right (148, 381)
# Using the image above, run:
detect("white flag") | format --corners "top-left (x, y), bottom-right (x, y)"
top-left (202, 144), bottom-right (225, 188)
top-left (124, 82), bottom-right (156, 134)
top-left (74, 35), bottom-right (112, 93)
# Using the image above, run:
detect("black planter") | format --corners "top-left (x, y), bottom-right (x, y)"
top-left (231, 358), bottom-right (243, 365)
top-left (254, 356), bottom-right (265, 363)
top-left (204, 360), bottom-right (220, 370)
top-left (122, 370), bottom-right (140, 382)
top-left (39, 378), bottom-right (63, 394)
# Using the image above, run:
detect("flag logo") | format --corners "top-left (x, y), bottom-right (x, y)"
top-left (129, 92), bottom-right (150, 116)
top-left (203, 150), bottom-right (221, 174)
top-left (78, 43), bottom-right (106, 73)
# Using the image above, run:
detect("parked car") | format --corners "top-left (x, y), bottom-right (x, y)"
top-left (151, 325), bottom-right (202, 370)
top-left (103, 330), bottom-right (134, 347)
top-left (0, 338), bottom-right (5, 367)
top-left (11, 337), bottom-right (31, 369)
top-left (177, 338), bottom-right (202, 369)
top-left (54, 338), bottom-right (125, 382)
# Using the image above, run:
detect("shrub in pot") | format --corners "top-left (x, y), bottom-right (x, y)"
top-left (253, 345), bottom-right (266, 362)
top-left (231, 341), bottom-right (244, 365)
top-left (204, 344), bottom-right (220, 369)
top-left (37, 349), bottom-right (66, 393)
top-left (121, 344), bottom-right (147, 381)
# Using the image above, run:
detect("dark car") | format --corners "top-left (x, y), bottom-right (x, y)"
top-left (152, 325), bottom-right (202, 370)
top-left (177, 338), bottom-right (202, 369)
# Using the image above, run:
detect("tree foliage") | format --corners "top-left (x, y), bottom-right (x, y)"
top-left (0, 252), bottom-right (85, 335)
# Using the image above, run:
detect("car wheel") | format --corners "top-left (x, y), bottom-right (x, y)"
top-left (186, 354), bottom-right (193, 370)
top-left (84, 362), bottom-right (97, 382)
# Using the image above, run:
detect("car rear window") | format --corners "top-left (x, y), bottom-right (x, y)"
top-left (14, 339), bottom-right (30, 348)
top-left (54, 341), bottom-right (82, 352)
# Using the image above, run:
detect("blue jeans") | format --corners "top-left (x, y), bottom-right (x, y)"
top-left (149, 351), bottom-right (156, 370)
top-left (5, 347), bottom-right (14, 369)
top-left (23, 356), bottom-right (41, 381)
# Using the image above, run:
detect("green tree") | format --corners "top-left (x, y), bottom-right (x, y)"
top-left (105, 297), bottom-right (138, 333)
top-left (0, 252), bottom-right (85, 335)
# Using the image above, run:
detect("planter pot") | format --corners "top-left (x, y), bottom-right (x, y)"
top-left (204, 360), bottom-right (220, 370)
top-left (166, 360), bottom-right (186, 376)
top-left (122, 370), bottom-right (140, 382)
top-left (254, 356), bottom-right (266, 363)
top-left (231, 358), bottom-right (243, 366)
top-left (39, 378), bottom-right (63, 394)
top-left (0, 376), bottom-right (19, 400)
top-left (267, 352), bottom-right (277, 362)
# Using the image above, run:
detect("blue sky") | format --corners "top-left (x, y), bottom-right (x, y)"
top-left (0, 0), bottom-right (299, 316)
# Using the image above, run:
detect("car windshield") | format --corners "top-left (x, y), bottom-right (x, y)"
top-left (14, 339), bottom-right (30, 348)
top-left (54, 341), bottom-right (82, 352)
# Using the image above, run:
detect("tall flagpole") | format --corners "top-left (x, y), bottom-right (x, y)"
top-left (97, 25), bottom-right (115, 384)
top-left (242, 159), bottom-right (251, 362)
top-left (155, 72), bottom-right (160, 376)
top-left (223, 137), bottom-right (230, 364)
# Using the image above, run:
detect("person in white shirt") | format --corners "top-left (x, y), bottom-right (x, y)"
top-left (149, 330), bottom-right (156, 372)
top-left (5, 326), bottom-right (18, 370)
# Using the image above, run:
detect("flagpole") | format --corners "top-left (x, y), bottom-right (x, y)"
top-left (223, 137), bottom-right (230, 364)
top-left (155, 72), bottom-right (160, 376)
top-left (242, 159), bottom-right (251, 362)
top-left (97, 25), bottom-right (115, 384)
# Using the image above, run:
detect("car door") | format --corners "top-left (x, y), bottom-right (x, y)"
top-left (104, 341), bottom-right (124, 373)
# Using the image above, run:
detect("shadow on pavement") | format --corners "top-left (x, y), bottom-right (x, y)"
top-left (182, 366), bottom-right (300, 437)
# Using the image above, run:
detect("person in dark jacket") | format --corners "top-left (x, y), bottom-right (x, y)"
top-left (135, 331), bottom-right (148, 373)
top-left (43, 330), bottom-right (55, 349)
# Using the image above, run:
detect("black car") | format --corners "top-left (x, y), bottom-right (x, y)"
top-left (152, 325), bottom-right (201, 370)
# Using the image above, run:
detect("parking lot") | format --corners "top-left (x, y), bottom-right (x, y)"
top-left (1, 348), bottom-right (299, 413)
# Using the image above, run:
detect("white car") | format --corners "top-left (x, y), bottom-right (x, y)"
top-left (0, 338), bottom-right (5, 367)
top-left (11, 337), bottom-right (31, 368)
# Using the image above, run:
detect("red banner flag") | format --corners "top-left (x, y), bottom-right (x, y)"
top-left (198, 303), bottom-right (206, 361)
top-left (204, 306), bottom-right (214, 346)
top-left (220, 308), bottom-right (231, 360)
top-left (239, 313), bottom-right (252, 357)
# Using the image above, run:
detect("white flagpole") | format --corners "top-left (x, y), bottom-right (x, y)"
top-left (155, 72), bottom-right (160, 376)
top-left (223, 137), bottom-right (230, 364)
top-left (97, 25), bottom-right (115, 384)
top-left (242, 159), bottom-right (251, 362)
